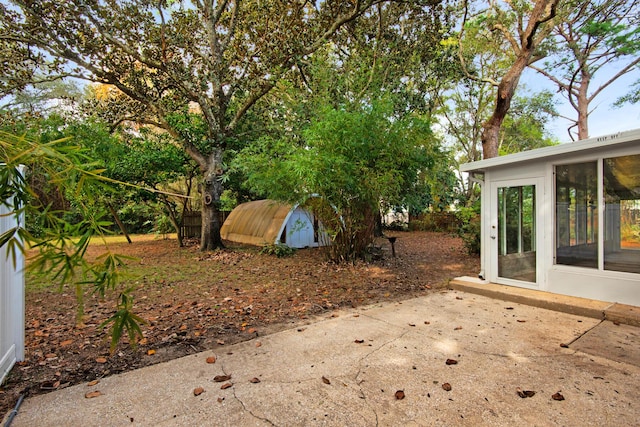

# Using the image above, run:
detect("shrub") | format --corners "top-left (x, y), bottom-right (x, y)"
top-left (456, 205), bottom-right (481, 255)
top-left (260, 243), bottom-right (297, 258)
top-left (409, 212), bottom-right (459, 232)
top-left (384, 220), bottom-right (408, 232)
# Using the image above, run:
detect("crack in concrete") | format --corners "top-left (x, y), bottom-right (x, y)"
top-left (216, 363), bottom-right (276, 426)
top-left (231, 388), bottom-right (277, 426)
top-left (351, 328), bottom-right (412, 427)
top-left (218, 363), bottom-right (277, 426)
top-left (460, 321), bottom-right (607, 361)
top-left (567, 319), bottom-right (606, 347)
top-left (214, 319), bottom-right (412, 427)
top-left (465, 347), bottom-right (580, 359)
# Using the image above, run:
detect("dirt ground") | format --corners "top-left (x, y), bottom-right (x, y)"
top-left (0, 231), bottom-right (479, 417)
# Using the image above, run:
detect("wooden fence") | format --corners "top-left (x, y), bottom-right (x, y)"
top-left (181, 211), bottom-right (229, 239)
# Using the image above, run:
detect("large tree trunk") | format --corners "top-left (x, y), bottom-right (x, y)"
top-left (200, 148), bottom-right (225, 251)
top-left (480, 0), bottom-right (559, 159)
top-left (481, 57), bottom-right (528, 159)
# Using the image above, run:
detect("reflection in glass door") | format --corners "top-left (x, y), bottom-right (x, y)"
top-left (498, 185), bottom-right (536, 283)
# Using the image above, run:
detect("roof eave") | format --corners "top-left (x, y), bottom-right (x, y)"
top-left (460, 129), bottom-right (640, 173)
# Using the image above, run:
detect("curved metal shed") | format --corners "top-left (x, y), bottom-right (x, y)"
top-left (220, 199), bottom-right (328, 248)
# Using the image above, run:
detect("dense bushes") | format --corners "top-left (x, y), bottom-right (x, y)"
top-left (408, 212), bottom-right (459, 232)
top-left (455, 206), bottom-right (481, 255)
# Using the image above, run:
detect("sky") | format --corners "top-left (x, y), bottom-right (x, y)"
top-left (520, 66), bottom-right (640, 145)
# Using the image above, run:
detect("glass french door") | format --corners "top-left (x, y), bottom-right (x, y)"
top-left (491, 179), bottom-right (542, 286)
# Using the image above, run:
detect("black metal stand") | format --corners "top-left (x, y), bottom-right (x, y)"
top-left (386, 236), bottom-right (397, 257)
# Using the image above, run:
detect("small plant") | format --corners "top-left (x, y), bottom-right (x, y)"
top-left (456, 205), bottom-right (481, 255)
top-left (260, 243), bottom-right (297, 258)
top-left (154, 213), bottom-right (174, 238)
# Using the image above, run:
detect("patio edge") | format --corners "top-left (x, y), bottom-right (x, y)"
top-left (448, 276), bottom-right (640, 326)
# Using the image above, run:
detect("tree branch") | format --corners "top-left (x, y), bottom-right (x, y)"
top-left (588, 57), bottom-right (640, 103)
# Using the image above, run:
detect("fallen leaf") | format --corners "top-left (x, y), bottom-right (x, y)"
top-left (552, 392), bottom-right (565, 401)
top-left (354, 339), bottom-right (364, 344)
top-left (206, 356), bottom-right (216, 364)
top-left (95, 357), bottom-right (107, 364)
top-left (60, 340), bottom-right (73, 347)
top-left (193, 387), bottom-right (205, 396)
top-left (87, 380), bottom-right (100, 387)
top-left (395, 390), bottom-right (405, 400)
top-left (408, 323), bottom-right (416, 327)
top-left (147, 349), bottom-right (156, 356)
top-left (217, 397), bottom-right (224, 403)
top-left (138, 338), bottom-right (148, 345)
top-left (248, 328), bottom-right (257, 334)
top-left (85, 390), bottom-right (102, 399)
top-left (322, 376), bottom-right (331, 385)
top-left (454, 326), bottom-right (462, 330)
top-left (455, 296), bottom-right (463, 300)
top-left (214, 375), bottom-right (232, 382)
top-left (255, 341), bottom-right (262, 348)
top-left (249, 377), bottom-right (261, 383)
top-left (516, 388), bottom-right (536, 398)
top-left (216, 339), bottom-right (225, 345)
top-left (220, 382), bottom-right (233, 390)
top-left (445, 359), bottom-right (458, 365)
top-left (442, 383), bottom-right (452, 391)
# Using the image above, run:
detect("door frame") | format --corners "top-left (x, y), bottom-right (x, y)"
top-left (489, 177), bottom-right (544, 289)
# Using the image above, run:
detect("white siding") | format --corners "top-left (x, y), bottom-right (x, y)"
top-left (0, 185), bottom-right (25, 385)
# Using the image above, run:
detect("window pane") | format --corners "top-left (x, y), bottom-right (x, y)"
top-left (604, 154), bottom-right (640, 273)
top-left (555, 162), bottom-right (598, 268)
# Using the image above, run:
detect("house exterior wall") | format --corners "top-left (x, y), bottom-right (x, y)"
top-left (0, 189), bottom-right (25, 385)
top-left (471, 132), bottom-right (640, 306)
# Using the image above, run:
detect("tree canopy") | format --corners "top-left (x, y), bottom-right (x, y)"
top-left (530, 0), bottom-right (640, 140)
top-left (457, 0), bottom-right (559, 158)
top-left (1, 0), bottom-right (409, 249)
top-left (234, 100), bottom-right (447, 262)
